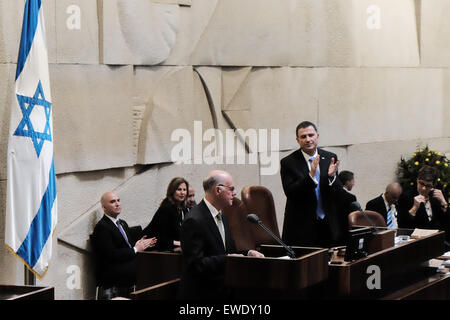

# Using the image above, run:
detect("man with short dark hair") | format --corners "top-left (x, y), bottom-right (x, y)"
top-left (280, 121), bottom-right (344, 248)
top-left (91, 192), bottom-right (157, 299)
top-left (339, 170), bottom-right (355, 192)
top-left (178, 170), bottom-right (264, 300)
top-left (397, 166), bottom-right (449, 241)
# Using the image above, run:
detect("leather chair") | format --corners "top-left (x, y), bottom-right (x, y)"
top-left (348, 210), bottom-right (387, 228)
top-left (241, 185), bottom-right (281, 249)
top-left (223, 197), bottom-right (256, 251)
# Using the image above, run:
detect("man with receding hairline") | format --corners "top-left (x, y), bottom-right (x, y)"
top-left (91, 191), bottom-right (157, 299)
top-left (187, 185), bottom-right (197, 210)
top-left (178, 170), bottom-right (264, 300)
top-left (365, 182), bottom-right (403, 228)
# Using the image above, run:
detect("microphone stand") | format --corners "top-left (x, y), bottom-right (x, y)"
top-left (360, 210), bottom-right (379, 233)
top-left (254, 219), bottom-right (296, 259)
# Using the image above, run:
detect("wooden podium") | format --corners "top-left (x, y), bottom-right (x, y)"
top-left (328, 228), bottom-right (447, 299)
top-left (0, 285), bottom-right (54, 300)
top-left (226, 245), bottom-right (329, 298)
top-left (135, 251), bottom-right (182, 290)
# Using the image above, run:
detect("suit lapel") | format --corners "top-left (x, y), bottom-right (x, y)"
top-left (199, 201), bottom-right (226, 251)
top-left (295, 149), bottom-right (310, 178)
top-left (318, 149), bottom-right (330, 183)
top-left (102, 215), bottom-right (130, 247)
top-left (222, 214), bottom-right (233, 252)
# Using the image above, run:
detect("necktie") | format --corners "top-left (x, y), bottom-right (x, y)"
top-left (386, 205), bottom-right (397, 229)
top-left (386, 208), bottom-right (394, 229)
top-left (216, 212), bottom-right (226, 249)
top-left (424, 201), bottom-right (432, 221)
top-left (116, 220), bottom-right (132, 248)
top-left (309, 157), bottom-right (325, 219)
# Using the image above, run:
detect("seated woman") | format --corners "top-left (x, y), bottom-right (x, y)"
top-left (142, 177), bottom-right (189, 252)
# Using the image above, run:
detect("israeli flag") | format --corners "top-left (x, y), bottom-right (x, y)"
top-left (5, 0), bottom-right (57, 279)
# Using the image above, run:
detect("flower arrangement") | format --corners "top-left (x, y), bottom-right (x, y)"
top-left (397, 146), bottom-right (449, 200)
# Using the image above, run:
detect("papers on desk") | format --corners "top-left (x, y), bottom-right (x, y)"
top-left (429, 259), bottom-right (444, 268)
top-left (441, 251), bottom-right (450, 258)
top-left (410, 228), bottom-right (439, 239)
top-left (276, 255), bottom-right (293, 260)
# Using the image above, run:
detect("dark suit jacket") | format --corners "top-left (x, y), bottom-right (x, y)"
top-left (335, 188), bottom-right (357, 231)
top-left (178, 200), bottom-right (241, 300)
top-left (142, 198), bottom-right (185, 251)
top-left (90, 215), bottom-right (136, 287)
top-left (365, 194), bottom-right (407, 227)
top-left (397, 189), bottom-right (449, 238)
top-left (280, 148), bottom-right (344, 247)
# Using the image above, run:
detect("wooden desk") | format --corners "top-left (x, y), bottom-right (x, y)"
top-left (328, 229), bottom-right (446, 298)
top-left (135, 251), bottom-right (182, 290)
top-left (0, 285), bottom-right (54, 300)
top-left (226, 245), bottom-right (328, 298)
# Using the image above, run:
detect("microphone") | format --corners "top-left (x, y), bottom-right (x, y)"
top-left (350, 201), bottom-right (378, 233)
top-left (247, 214), bottom-right (296, 258)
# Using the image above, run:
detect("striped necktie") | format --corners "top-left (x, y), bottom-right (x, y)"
top-left (386, 204), bottom-right (397, 229)
top-left (309, 156), bottom-right (325, 219)
top-left (386, 209), bottom-right (394, 228)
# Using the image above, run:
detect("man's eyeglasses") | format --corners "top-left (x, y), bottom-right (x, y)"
top-left (417, 180), bottom-right (434, 189)
top-left (218, 184), bottom-right (235, 192)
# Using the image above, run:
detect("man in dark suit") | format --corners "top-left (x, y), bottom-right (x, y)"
top-left (187, 185), bottom-right (197, 210)
top-left (280, 121), bottom-right (343, 248)
top-left (397, 166), bottom-right (449, 246)
top-left (178, 170), bottom-right (264, 300)
top-left (336, 170), bottom-right (358, 225)
top-left (91, 192), bottom-right (157, 299)
top-left (365, 182), bottom-right (403, 228)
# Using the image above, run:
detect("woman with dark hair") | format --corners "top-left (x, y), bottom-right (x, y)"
top-left (142, 177), bottom-right (189, 251)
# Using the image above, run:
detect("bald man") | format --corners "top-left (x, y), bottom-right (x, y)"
top-left (186, 185), bottom-right (197, 210)
top-left (91, 192), bottom-right (157, 299)
top-left (365, 183), bottom-right (403, 228)
top-left (178, 170), bottom-right (264, 300)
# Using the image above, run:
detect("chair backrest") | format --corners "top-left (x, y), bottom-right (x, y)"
top-left (223, 197), bottom-right (256, 251)
top-left (348, 210), bottom-right (387, 228)
top-left (241, 185), bottom-right (280, 248)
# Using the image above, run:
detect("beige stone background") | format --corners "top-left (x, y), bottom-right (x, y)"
top-left (0, 0), bottom-right (449, 299)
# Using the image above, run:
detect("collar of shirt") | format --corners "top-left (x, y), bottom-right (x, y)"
top-left (105, 213), bottom-right (120, 225)
top-left (343, 187), bottom-right (353, 194)
top-left (204, 198), bottom-right (221, 225)
top-left (301, 149), bottom-right (318, 170)
top-left (381, 193), bottom-right (390, 212)
top-left (424, 200), bottom-right (432, 219)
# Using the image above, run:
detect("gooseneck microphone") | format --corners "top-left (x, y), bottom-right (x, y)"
top-left (350, 201), bottom-right (378, 233)
top-left (247, 214), bottom-right (296, 258)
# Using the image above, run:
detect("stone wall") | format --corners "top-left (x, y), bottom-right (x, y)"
top-left (0, 0), bottom-right (449, 299)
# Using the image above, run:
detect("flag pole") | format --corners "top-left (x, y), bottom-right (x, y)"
top-left (24, 266), bottom-right (36, 286)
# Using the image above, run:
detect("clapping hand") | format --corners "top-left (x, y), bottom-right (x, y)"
top-left (134, 236), bottom-right (157, 252)
top-left (309, 156), bottom-right (320, 178)
top-left (328, 157), bottom-right (340, 178)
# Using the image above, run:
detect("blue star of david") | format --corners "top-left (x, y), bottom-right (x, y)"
top-left (14, 80), bottom-right (52, 158)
